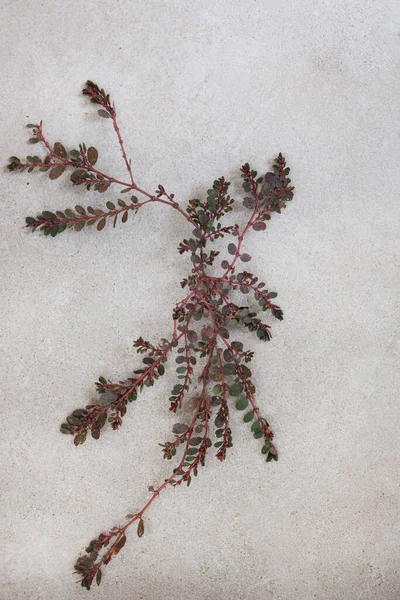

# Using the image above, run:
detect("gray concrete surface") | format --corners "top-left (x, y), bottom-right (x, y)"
top-left (1, 1), bottom-right (399, 599)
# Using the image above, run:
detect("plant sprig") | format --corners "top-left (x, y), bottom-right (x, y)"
top-left (8, 81), bottom-right (295, 590)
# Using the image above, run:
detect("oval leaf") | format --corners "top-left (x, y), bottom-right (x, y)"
top-left (172, 423), bottom-right (187, 435)
top-left (49, 165), bottom-right (65, 180)
top-left (97, 218), bottom-right (106, 231)
top-left (229, 383), bottom-right (243, 397)
top-left (114, 534), bottom-right (126, 555)
top-left (189, 437), bottom-right (202, 446)
top-left (74, 221), bottom-right (85, 232)
top-left (235, 397), bottom-right (248, 410)
top-left (243, 411), bottom-right (254, 423)
top-left (87, 146), bottom-right (98, 166)
top-left (252, 221), bottom-right (266, 231)
top-left (54, 142), bottom-right (67, 159)
top-left (70, 169), bottom-right (86, 182)
top-left (137, 519), bottom-right (144, 538)
top-left (222, 363), bottom-right (236, 376)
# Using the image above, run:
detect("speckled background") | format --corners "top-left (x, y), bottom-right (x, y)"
top-left (1, 1), bottom-right (399, 599)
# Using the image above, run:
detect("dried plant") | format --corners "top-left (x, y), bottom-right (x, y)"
top-left (8, 81), bottom-right (295, 590)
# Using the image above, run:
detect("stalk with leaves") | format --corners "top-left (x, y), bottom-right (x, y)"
top-left (8, 81), bottom-right (295, 590)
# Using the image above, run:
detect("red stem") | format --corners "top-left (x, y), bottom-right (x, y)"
top-left (110, 112), bottom-right (134, 185)
top-left (93, 339), bottom-right (217, 577)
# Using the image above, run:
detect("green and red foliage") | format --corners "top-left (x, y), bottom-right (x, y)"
top-left (8, 81), bottom-right (295, 590)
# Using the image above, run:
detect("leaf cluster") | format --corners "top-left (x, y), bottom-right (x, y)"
top-left (8, 80), bottom-right (295, 590)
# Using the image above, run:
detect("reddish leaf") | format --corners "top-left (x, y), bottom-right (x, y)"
top-left (74, 221), bottom-right (85, 232)
top-left (97, 218), bottom-right (106, 231)
top-left (252, 222), bottom-right (266, 231)
top-left (87, 147), bottom-right (98, 166)
top-left (49, 165), bottom-right (65, 180)
top-left (54, 142), bottom-right (67, 159)
top-left (70, 169), bottom-right (86, 183)
top-left (137, 519), bottom-right (144, 538)
top-left (113, 534), bottom-right (126, 555)
top-left (97, 182), bottom-right (110, 193)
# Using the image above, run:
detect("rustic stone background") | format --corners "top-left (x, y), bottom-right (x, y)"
top-left (1, 1), bottom-right (399, 598)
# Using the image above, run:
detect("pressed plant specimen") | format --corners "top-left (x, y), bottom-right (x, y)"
top-left (8, 81), bottom-right (295, 590)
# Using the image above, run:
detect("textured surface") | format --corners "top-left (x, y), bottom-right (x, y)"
top-left (1, 1), bottom-right (399, 599)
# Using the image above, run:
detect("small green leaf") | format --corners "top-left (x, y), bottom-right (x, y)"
top-left (229, 383), bottom-right (243, 397)
top-left (74, 431), bottom-right (87, 446)
top-left (235, 397), bottom-right (248, 410)
top-left (243, 411), bottom-right (254, 423)
top-left (158, 364), bottom-right (165, 376)
top-left (214, 415), bottom-right (225, 428)
top-left (261, 443), bottom-right (270, 454)
top-left (98, 109), bottom-right (110, 118)
top-left (42, 211), bottom-right (56, 219)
